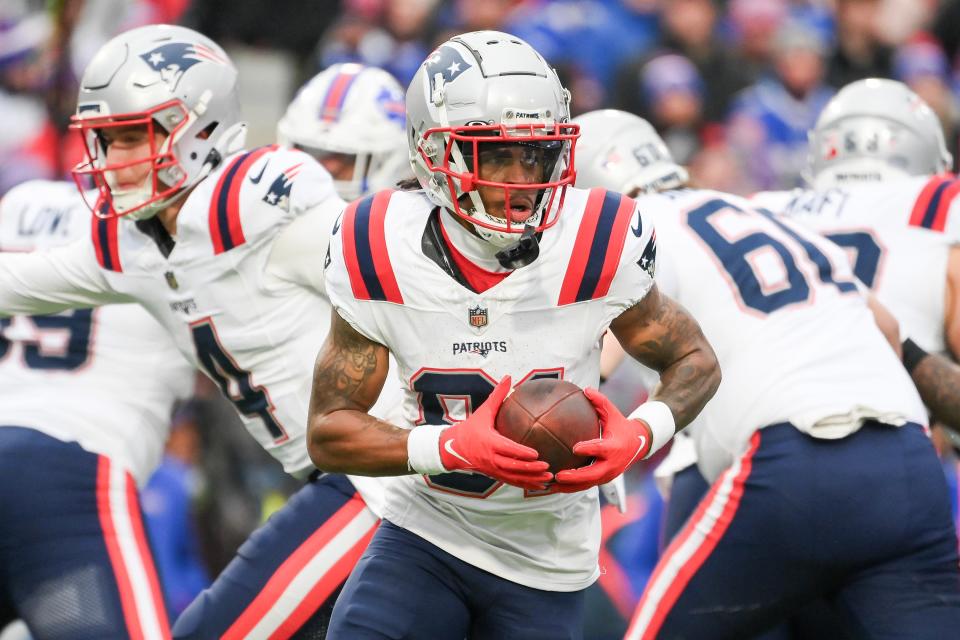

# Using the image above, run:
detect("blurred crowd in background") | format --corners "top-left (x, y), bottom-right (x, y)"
top-left (4, 0), bottom-right (960, 637)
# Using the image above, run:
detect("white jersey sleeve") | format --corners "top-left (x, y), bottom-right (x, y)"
top-left (756, 177), bottom-right (960, 354)
top-left (0, 180), bottom-right (193, 485)
top-left (0, 183), bottom-right (131, 315)
top-left (265, 199), bottom-right (345, 294)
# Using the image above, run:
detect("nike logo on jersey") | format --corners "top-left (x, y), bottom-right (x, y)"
top-left (249, 160), bottom-right (269, 184)
top-left (630, 210), bottom-right (643, 237)
top-left (444, 439), bottom-right (472, 466)
top-left (331, 213), bottom-right (343, 236)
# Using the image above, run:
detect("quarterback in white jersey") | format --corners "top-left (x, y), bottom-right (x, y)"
top-left (573, 109), bottom-right (960, 640)
top-left (308, 32), bottom-right (720, 640)
top-left (0, 26), bottom-right (405, 640)
top-left (0, 180), bottom-right (192, 640)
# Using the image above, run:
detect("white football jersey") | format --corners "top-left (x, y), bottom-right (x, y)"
top-left (0, 149), bottom-right (399, 508)
top-left (325, 187), bottom-right (658, 591)
top-left (752, 175), bottom-right (960, 354)
top-left (641, 188), bottom-right (927, 482)
top-left (0, 181), bottom-right (193, 485)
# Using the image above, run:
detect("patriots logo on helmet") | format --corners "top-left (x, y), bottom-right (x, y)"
top-left (262, 163), bottom-right (303, 212)
top-left (139, 42), bottom-right (227, 90)
top-left (424, 45), bottom-right (472, 95)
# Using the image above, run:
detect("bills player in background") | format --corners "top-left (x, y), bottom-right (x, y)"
top-left (308, 31), bottom-right (721, 639)
top-left (574, 109), bottom-right (960, 639)
top-left (0, 181), bottom-right (194, 639)
top-left (0, 26), bottom-right (408, 639)
top-left (277, 62), bottom-right (410, 201)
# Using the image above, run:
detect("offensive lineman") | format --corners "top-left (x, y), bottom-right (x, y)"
top-left (0, 181), bottom-right (193, 640)
top-left (573, 109), bottom-right (960, 639)
top-left (752, 78), bottom-right (960, 429)
top-left (0, 26), bottom-right (406, 639)
top-left (307, 31), bottom-right (721, 639)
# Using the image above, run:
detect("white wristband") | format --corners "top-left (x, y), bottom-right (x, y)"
top-left (628, 401), bottom-right (676, 459)
top-left (406, 425), bottom-right (448, 475)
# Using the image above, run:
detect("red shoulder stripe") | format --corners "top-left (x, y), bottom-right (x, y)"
top-left (931, 179), bottom-right (960, 232)
top-left (91, 214), bottom-right (122, 272)
top-left (558, 188), bottom-right (607, 305)
top-left (909, 175), bottom-right (951, 230)
top-left (593, 194), bottom-right (638, 299)
top-left (209, 145), bottom-right (276, 255)
top-left (558, 189), bottom-right (635, 305)
top-left (367, 190), bottom-right (403, 304)
top-left (341, 199), bottom-right (368, 300)
top-left (341, 191), bottom-right (402, 303)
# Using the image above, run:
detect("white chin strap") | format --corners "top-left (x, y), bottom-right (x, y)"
top-left (470, 207), bottom-right (543, 248)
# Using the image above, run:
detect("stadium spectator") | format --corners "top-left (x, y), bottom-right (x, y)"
top-left (893, 35), bottom-right (959, 167)
top-left (726, 19), bottom-right (834, 190)
top-left (633, 52), bottom-right (707, 165)
top-left (616, 0), bottom-right (751, 126)
top-left (827, 0), bottom-right (895, 88)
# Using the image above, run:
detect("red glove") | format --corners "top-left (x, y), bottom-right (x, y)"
top-left (550, 387), bottom-right (652, 493)
top-left (437, 376), bottom-right (553, 491)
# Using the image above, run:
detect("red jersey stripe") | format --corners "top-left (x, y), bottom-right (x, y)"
top-left (341, 199), bottom-right (370, 300)
top-left (931, 179), bottom-right (960, 232)
top-left (92, 215), bottom-right (122, 272)
top-left (558, 188), bottom-right (607, 305)
top-left (909, 175), bottom-right (950, 228)
top-left (593, 194), bottom-right (638, 299)
top-left (366, 190), bottom-right (403, 304)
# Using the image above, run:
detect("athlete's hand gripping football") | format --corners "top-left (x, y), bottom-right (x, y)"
top-left (437, 376), bottom-right (553, 491)
top-left (551, 388), bottom-right (653, 493)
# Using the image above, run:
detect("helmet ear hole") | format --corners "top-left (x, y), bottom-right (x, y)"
top-left (196, 121), bottom-right (219, 140)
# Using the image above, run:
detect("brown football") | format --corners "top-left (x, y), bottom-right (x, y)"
top-left (494, 379), bottom-right (601, 474)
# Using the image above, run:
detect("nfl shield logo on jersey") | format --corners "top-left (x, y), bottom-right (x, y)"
top-left (469, 305), bottom-right (488, 328)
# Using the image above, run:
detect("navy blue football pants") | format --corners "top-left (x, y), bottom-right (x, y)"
top-left (172, 472), bottom-right (378, 639)
top-left (628, 421), bottom-right (960, 640)
top-left (0, 427), bottom-right (170, 639)
top-left (327, 519), bottom-right (586, 639)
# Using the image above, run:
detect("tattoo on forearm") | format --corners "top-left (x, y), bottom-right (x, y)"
top-left (311, 315), bottom-right (381, 413)
top-left (616, 290), bottom-right (721, 428)
top-left (912, 354), bottom-right (960, 433)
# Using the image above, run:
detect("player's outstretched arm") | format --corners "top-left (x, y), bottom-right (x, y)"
top-left (307, 309), bottom-right (407, 475)
top-left (609, 283), bottom-right (720, 430)
top-left (0, 242), bottom-right (130, 316)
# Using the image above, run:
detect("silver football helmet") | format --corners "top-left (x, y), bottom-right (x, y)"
top-left (573, 109), bottom-right (688, 195)
top-left (70, 24), bottom-right (247, 220)
top-left (406, 30), bottom-right (578, 250)
top-left (805, 78), bottom-right (952, 189)
top-left (277, 63), bottom-right (409, 200)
